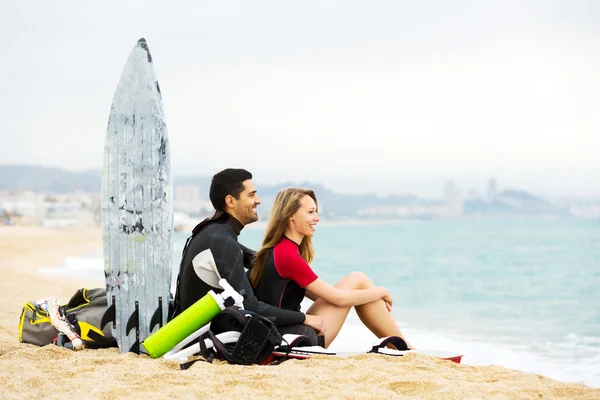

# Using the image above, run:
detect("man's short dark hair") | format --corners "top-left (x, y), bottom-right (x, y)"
top-left (209, 168), bottom-right (253, 211)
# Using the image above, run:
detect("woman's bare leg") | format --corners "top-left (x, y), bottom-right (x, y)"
top-left (307, 271), bottom-right (413, 348)
top-left (351, 272), bottom-right (413, 348)
top-left (305, 278), bottom-right (353, 347)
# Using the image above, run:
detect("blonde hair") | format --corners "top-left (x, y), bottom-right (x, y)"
top-left (249, 188), bottom-right (318, 288)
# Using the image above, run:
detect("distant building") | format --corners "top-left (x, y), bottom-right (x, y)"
top-left (487, 178), bottom-right (498, 200)
top-left (569, 203), bottom-right (600, 218)
top-left (467, 188), bottom-right (481, 200)
top-left (0, 190), bottom-right (101, 227)
top-left (0, 207), bottom-right (10, 225)
top-left (0, 191), bottom-right (44, 224)
top-left (174, 186), bottom-right (204, 215)
top-left (44, 197), bottom-right (96, 227)
top-left (444, 181), bottom-right (463, 217)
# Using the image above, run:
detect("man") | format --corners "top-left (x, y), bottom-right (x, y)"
top-left (172, 168), bottom-right (325, 339)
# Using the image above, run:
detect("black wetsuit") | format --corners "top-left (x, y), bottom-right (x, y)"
top-left (172, 213), bottom-right (306, 327)
top-left (254, 236), bottom-right (319, 312)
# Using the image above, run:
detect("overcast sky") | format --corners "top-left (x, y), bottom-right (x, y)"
top-left (1, 1), bottom-right (598, 197)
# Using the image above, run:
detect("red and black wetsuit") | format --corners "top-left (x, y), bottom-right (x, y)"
top-left (253, 236), bottom-right (319, 312)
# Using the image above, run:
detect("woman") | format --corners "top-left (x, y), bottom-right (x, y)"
top-left (249, 188), bottom-right (414, 349)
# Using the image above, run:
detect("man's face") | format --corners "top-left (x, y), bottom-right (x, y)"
top-left (230, 179), bottom-right (261, 225)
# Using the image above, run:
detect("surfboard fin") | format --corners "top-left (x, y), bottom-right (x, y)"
top-left (100, 297), bottom-right (116, 330)
top-left (149, 296), bottom-right (164, 332)
top-left (126, 301), bottom-right (140, 354)
top-left (129, 340), bottom-right (140, 354)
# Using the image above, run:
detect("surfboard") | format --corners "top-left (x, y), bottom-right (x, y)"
top-left (100, 38), bottom-right (173, 353)
top-left (172, 333), bottom-right (463, 368)
top-left (264, 335), bottom-right (463, 364)
top-left (266, 348), bottom-right (463, 364)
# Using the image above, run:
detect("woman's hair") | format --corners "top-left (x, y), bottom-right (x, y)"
top-left (249, 188), bottom-right (318, 288)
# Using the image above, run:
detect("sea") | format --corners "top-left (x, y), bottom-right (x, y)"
top-left (40, 218), bottom-right (600, 387)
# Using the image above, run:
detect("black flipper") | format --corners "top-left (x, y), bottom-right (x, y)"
top-left (84, 330), bottom-right (117, 349)
top-left (368, 336), bottom-right (409, 353)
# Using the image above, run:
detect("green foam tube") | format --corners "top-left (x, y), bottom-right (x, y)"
top-left (142, 291), bottom-right (223, 358)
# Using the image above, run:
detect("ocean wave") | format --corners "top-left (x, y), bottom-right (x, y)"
top-left (564, 332), bottom-right (600, 345)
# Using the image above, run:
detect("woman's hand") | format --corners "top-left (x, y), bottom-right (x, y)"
top-left (380, 287), bottom-right (393, 311)
top-left (303, 314), bottom-right (326, 336)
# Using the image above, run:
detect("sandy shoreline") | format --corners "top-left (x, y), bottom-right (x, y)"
top-left (0, 226), bottom-right (598, 399)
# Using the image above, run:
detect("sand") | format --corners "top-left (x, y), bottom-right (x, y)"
top-left (0, 226), bottom-right (598, 400)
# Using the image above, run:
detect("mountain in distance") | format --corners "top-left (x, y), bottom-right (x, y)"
top-left (0, 165), bottom-right (101, 193)
top-left (0, 164), bottom-right (574, 218)
top-left (464, 189), bottom-right (567, 217)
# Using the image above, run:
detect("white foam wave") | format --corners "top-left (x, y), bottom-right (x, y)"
top-left (563, 332), bottom-right (600, 345)
top-left (39, 255), bottom-right (105, 281)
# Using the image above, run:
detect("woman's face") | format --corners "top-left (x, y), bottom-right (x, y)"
top-left (289, 195), bottom-right (320, 237)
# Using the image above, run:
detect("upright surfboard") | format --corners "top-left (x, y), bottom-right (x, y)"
top-left (101, 38), bottom-right (173, 353)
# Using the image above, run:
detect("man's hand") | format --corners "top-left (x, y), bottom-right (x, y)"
top-left (303, 314), bottom-right (326, 336)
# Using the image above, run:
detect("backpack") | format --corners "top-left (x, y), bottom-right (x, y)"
top-left (180, 306), bottom-right (283, 369)
top-left (18, 288), bottom-right (117, 349)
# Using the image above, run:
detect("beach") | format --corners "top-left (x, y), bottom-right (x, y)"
top-left (0, 226), bottom-right (598, 399)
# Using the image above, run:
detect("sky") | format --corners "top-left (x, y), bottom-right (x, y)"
top-left (1, 1), bottom-right (599, 198)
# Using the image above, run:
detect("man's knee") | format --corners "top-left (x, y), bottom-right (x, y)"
top-left (277, 324), bottom-right (321, 346)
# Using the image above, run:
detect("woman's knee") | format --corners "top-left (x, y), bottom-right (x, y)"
top-left (345, 271), bottom-right (374, 289)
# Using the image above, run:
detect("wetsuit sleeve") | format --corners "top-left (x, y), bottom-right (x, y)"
top-left (275, 249), bottom-right (318, 288)
top-left (239, 243), bottom-right (256, 270)
top-left (209, 235), bottom-right (306, 326)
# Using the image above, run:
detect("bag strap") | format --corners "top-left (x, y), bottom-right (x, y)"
top-left (203, 314), bottom-right (283, 366)
top-left (179, 331), bottom-right (215, 370)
